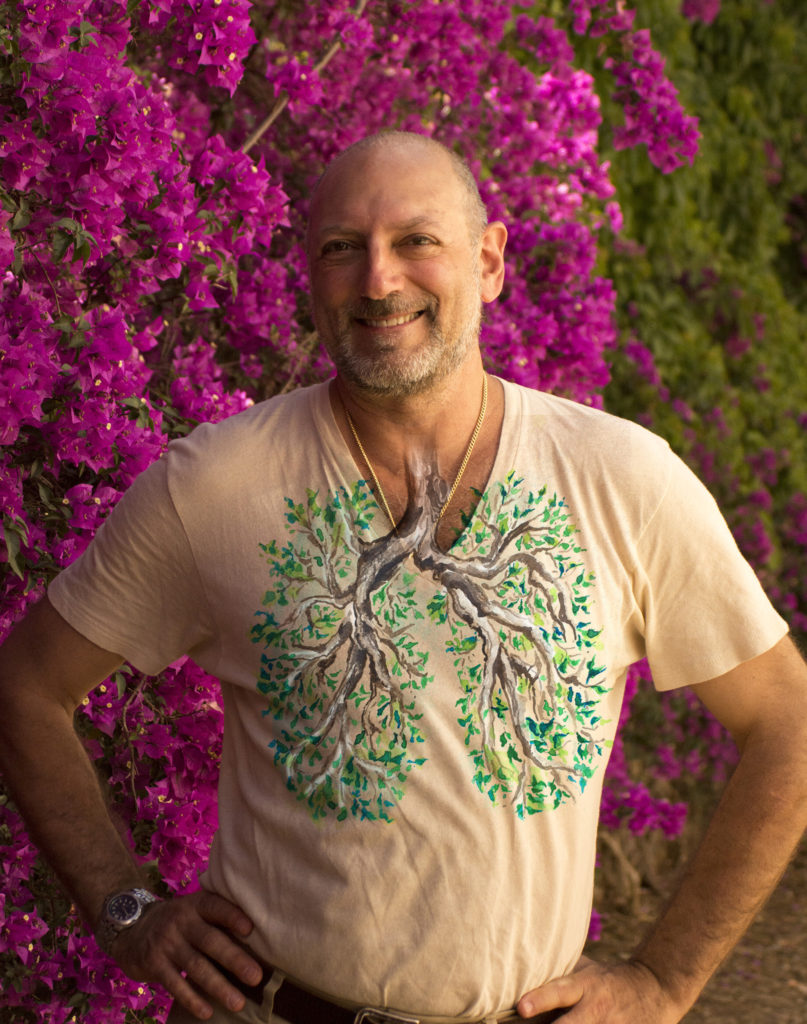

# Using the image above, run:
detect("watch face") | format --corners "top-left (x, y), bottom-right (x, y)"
top-left (107, 893), bottom-right (141, 925)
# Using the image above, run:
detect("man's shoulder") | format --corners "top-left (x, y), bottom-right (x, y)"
top-left (153, 381), bottom-right (330, 503)
top-left (503, 379), bottom-right (669, 461)
top-left (169, 381), bottom-right (328, 460)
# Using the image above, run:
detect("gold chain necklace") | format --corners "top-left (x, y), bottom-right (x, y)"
top-left (344, 374), bottom-right (488, 531)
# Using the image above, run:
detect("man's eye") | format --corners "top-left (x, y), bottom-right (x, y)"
top-left (406, 235), bottom-right (435, 247)
top-left (321, 240), bottom-right (354, 256)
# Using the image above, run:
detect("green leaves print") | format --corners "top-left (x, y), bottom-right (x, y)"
top-left (250, 482), bottom-right (430, 822)
top-left (250, 472), bottom-right (606, 822)
top-left (444, 473), bottom-right (608, 817)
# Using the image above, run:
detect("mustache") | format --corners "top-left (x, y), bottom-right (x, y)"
top-left (348, 297), bottom-right (435, 319)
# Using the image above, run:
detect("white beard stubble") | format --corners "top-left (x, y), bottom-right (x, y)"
top-left (317, 266), bottom-right (483, 398)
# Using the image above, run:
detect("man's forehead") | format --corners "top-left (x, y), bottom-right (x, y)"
top-left (324, 138), bottom-right (454, 183)
top-left (315, 212), bottom-right (447, 238)
top-left (308, 137), bottom-right (479, 248)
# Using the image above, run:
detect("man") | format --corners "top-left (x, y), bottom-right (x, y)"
top-left (1, 132), bottom-right (806, 1024)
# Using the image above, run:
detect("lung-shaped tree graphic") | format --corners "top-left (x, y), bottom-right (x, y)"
top-left (250, 471), bottom-right (607, 822)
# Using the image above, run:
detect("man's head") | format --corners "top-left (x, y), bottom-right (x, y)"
top-left (307, 132), bottom-right (506, 397)
top-left (309, 132), bottom-right (489, 247)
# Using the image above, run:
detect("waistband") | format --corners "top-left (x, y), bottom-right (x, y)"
top-left (216, 958), bottom-right (569, 1024)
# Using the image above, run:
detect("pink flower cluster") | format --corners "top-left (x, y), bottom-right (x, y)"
top-left (141, 0), bottom-right (256, 95)
top-left (0, 1), bottom-right (728, 1020)
top-left (681, 0), bottom-right (722, 25)
top-left (558, 1), bottom-right (700, 172)
top-left (605, 28), bottom-right (700, 172)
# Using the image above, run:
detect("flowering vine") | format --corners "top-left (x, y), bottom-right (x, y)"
top-left (3, 2), bottom-right (790, 1021)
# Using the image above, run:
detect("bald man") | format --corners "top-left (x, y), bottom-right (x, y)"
top-left (1, 132), bottom-right (806, 1024)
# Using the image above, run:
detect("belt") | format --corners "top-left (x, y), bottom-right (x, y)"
top-left (217, 959), bottom-right (569, 1024)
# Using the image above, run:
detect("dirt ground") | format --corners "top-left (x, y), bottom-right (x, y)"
top-left (589, 836), bottom-right (807, 1022)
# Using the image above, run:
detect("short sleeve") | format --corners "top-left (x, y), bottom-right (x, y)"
top-left (48, 456), bottom-right (216, 676)
top-left (633, 449), bottom-right (788, 690)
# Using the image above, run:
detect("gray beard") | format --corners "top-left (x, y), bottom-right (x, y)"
top-left (329, 306), bottom-right (481, 397)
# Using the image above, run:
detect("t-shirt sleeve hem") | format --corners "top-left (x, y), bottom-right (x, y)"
top-left (649, 616), bottom-right (790, 692)
top-left (48, 565), bottom-right (180, 678)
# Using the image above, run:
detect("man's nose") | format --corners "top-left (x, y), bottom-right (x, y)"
top-left (360, 244), bottom-right (403, 300)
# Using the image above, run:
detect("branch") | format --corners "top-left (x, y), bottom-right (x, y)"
top-left (376, 631), bottom-right (428, 680)
top-left (304, 611), bottom-right (375, 732)
top-left (240, 0), bottom-right (371, 155)
top-left (274, 590), bottom-right (347, 625)
top-left (437, 565), bottom-right (555, 656)
top-left (360, 640), bottom-right (409, 746)
top-left (496, 649), bottom-right (578, 785)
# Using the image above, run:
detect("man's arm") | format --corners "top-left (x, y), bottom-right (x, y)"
top-left (0, 596), bottom-right (263, 1021)
top-left (517, 634), bottom-right (807, 1023)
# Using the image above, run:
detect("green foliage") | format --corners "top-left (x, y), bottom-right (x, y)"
top-left (251, 482), bottom-right (431, 823)
top-left (448, 477), bottom-right (608, 818)
top-left (579, 0), bottom-right (807, 640)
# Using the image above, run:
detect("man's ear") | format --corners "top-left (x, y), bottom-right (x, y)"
top-left (479, 221), bottom-right (507, 304)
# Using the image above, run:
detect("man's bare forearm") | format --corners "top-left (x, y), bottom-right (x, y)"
top-left (0, 684), bottom-right (145, 925)
top-left (518, 639), bottom-right (807, 1022)
top-left (0, 599), bottom-right (263, 1019)
top-left (631, 719), bottom-right (807, 1013)
top-left (0, 598), bottom-right (139, 928)
top-left (517, 725), bottom-right (807, 1023)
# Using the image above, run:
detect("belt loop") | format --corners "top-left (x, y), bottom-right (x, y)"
top-left (263, 968), bottom-right (286, 1017)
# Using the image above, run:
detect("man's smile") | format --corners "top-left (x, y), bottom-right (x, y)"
top-left (355, 310), bottom-right (426, 329)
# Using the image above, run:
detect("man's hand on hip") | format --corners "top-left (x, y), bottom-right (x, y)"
top-left (104, 890), bottom-right (263, 1021)
top-left (516, 956), bottom-right (686, 1023)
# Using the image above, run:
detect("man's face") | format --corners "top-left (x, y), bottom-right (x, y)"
top-left (308, 143), bottom-right (484, 397)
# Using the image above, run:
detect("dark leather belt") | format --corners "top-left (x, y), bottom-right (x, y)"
top-left (216, 958), bottom-right (568, 1024)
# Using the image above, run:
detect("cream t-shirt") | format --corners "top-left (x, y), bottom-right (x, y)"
top-left (49, 380), bottom-right (787, 1019)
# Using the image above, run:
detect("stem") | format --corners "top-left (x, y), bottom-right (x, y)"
top-left (30, 247), bottom-right (63, 318)
top-left (240, 0), bottom-right (370, 155)
top-left (240, 95), bottom-right (289, 155)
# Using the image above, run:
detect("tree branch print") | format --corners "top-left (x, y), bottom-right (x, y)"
top-left (250, 470), bottom-right (606, 822)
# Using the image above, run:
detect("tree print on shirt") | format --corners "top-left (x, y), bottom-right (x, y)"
top-left (250, 470), bottom-right (607, 823)
top-left (250, 480), bottom-right (431, 823)
top-left (441, 473), bottom-right (607, 816)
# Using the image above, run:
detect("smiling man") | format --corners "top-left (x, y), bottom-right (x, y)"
top-left (308, 135), bottom-right (493, 401)
top-left (307, 134), bottom-right (508, 549)
top-left (0, 131), bottom-right (806, 1024)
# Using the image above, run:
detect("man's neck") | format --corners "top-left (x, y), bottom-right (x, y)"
top-left (331, 355), bottom-right (493, 475)
top-left (329, 358), bottom-right (505, 546)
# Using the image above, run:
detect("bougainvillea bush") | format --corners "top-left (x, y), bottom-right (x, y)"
top-left (1, 0), bottom-right (801, 1020)
top-left (595, 0), bottom-right (807, 856)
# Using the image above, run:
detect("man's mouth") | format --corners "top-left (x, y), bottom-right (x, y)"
top-left (356, 310), bottom-right (425, 328)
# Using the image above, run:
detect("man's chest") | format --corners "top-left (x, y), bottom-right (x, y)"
top-left (239, 460), bottom-right (616, 825)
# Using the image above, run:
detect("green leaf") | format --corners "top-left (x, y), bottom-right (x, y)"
top-left (51, 229), bottom-right (73, 263)
top-left (2, 525), bottom-right (24, 580)
top-left (112, 671), bottom-right (129, 700)
top-left (10, 202), bottom-right (31, 231)
top-left (2, 518), bottom-right (30, 581)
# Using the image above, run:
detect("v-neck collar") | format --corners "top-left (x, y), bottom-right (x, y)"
top-left (312, 377), bottom-right (523, 552)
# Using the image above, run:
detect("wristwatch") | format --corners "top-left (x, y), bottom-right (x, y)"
top-left (98, 887), bottom-right (161, 948)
